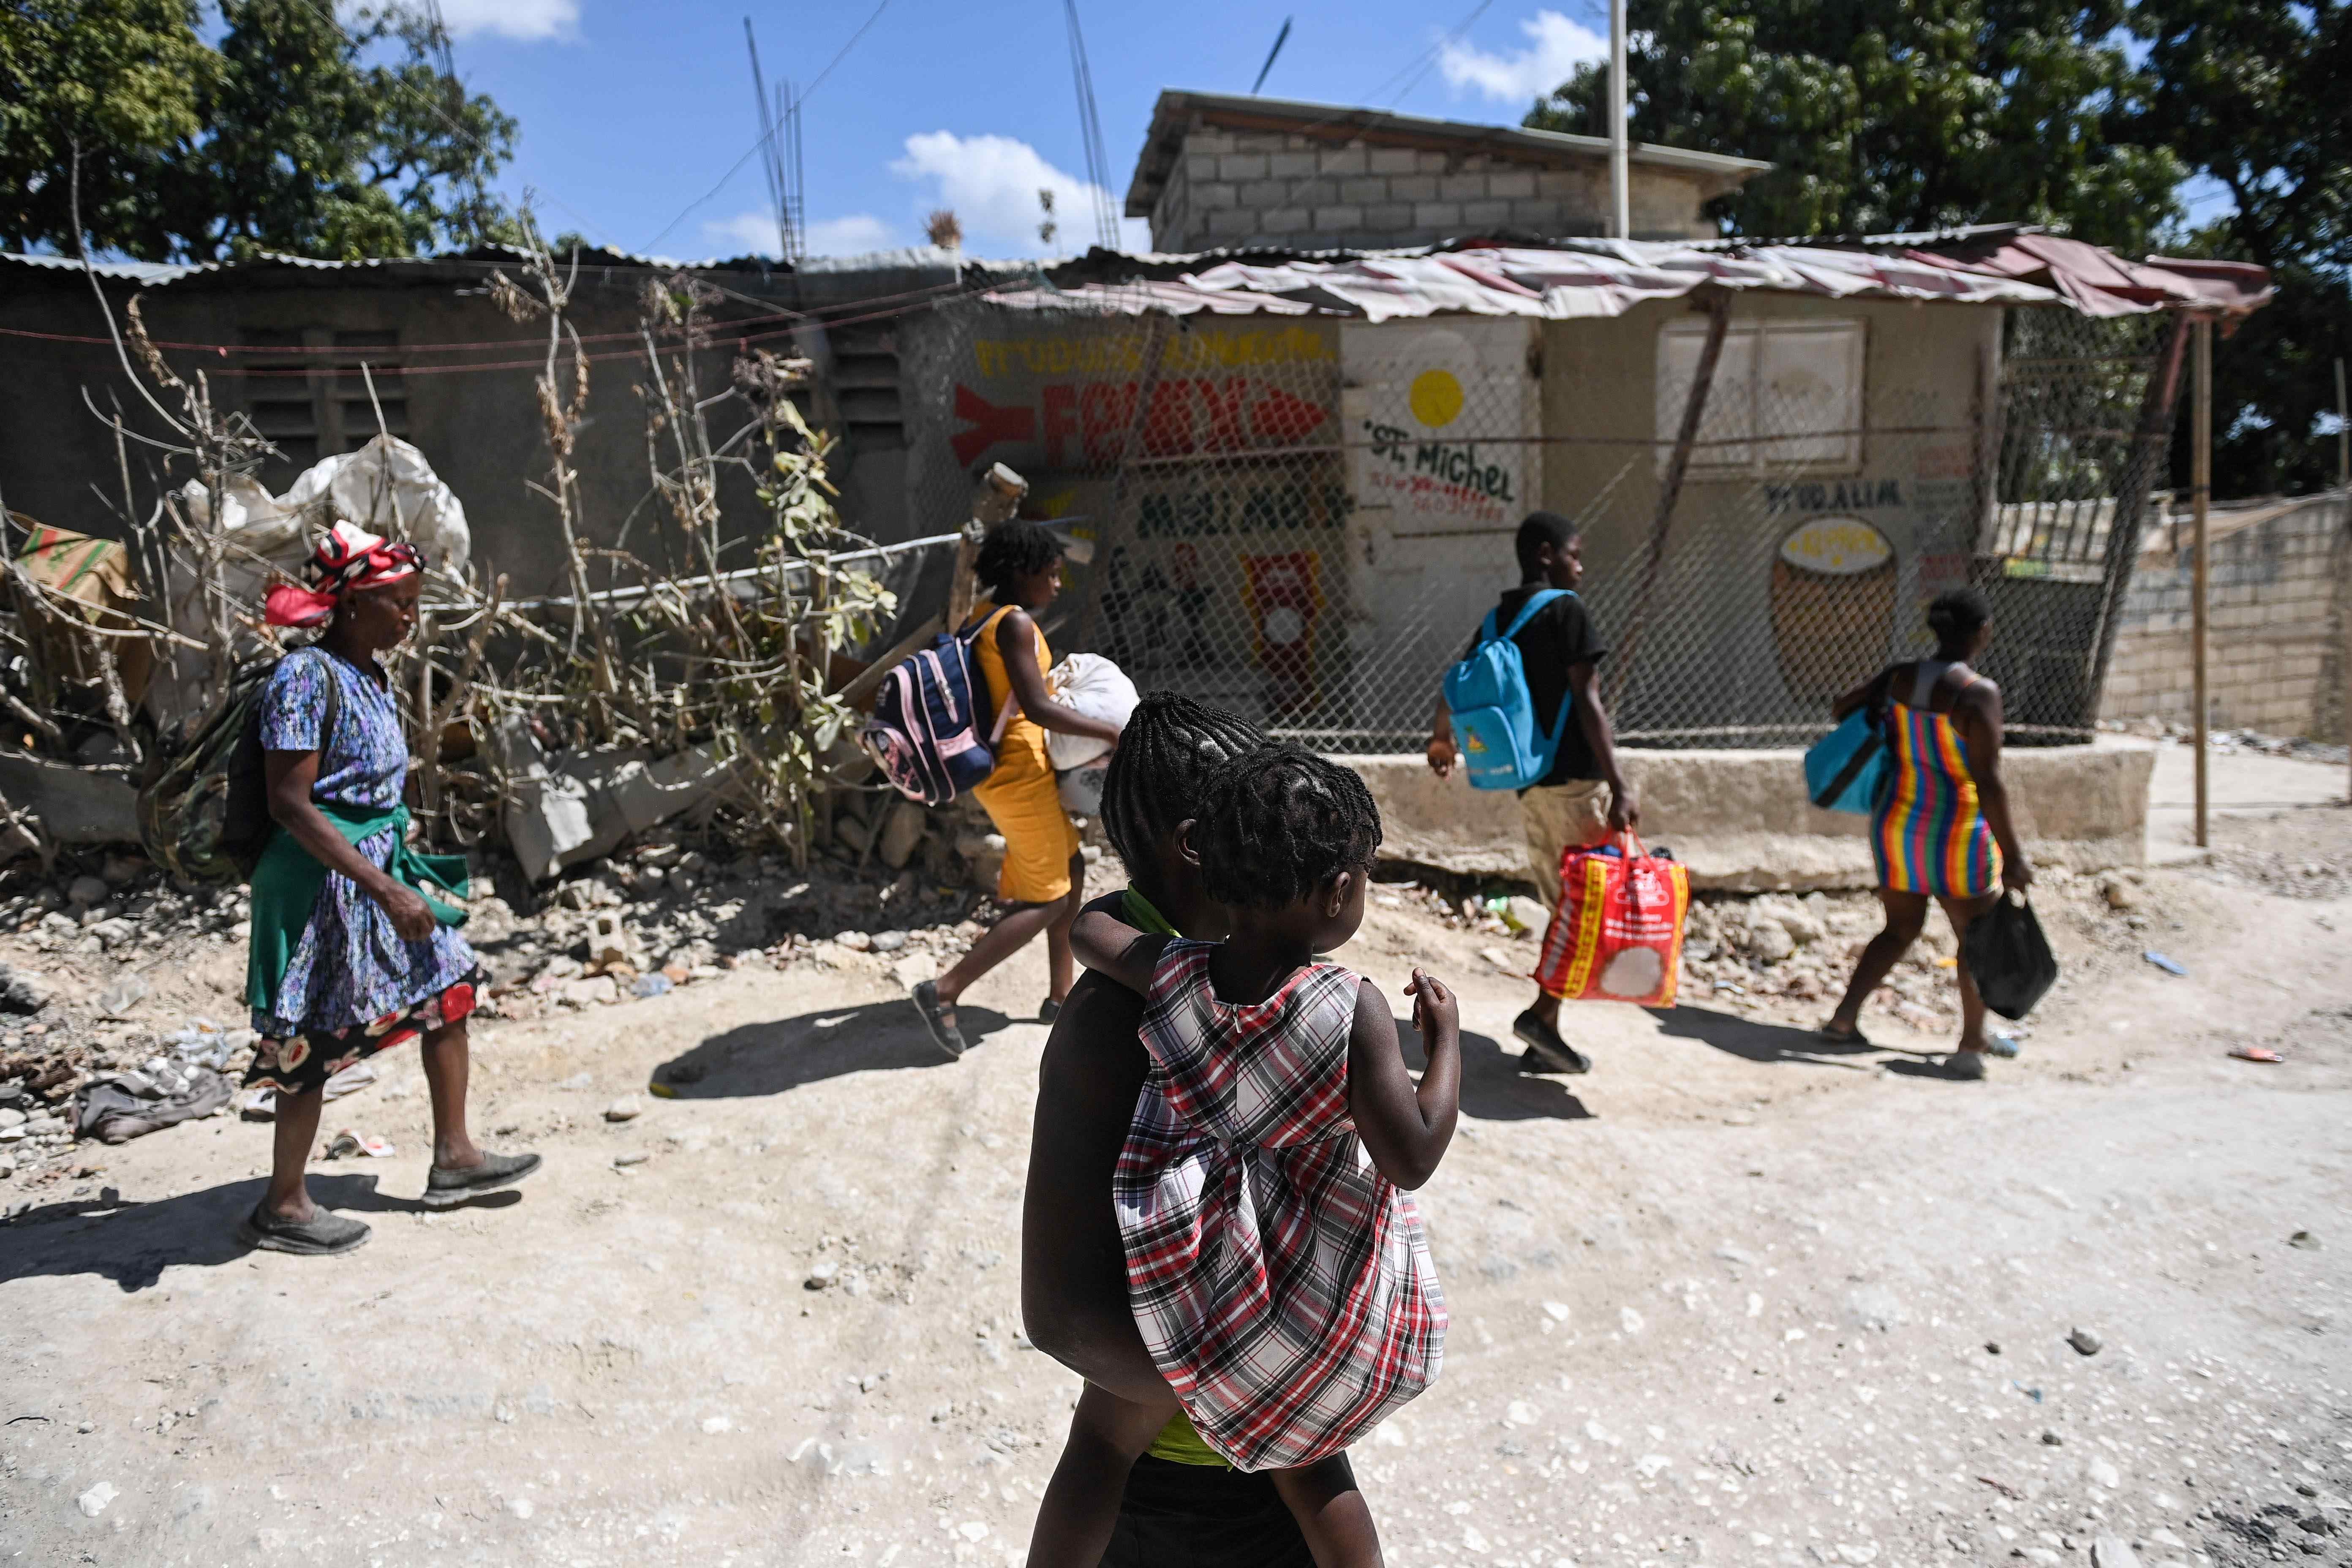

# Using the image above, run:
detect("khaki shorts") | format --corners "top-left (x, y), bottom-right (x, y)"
top-left (1519, 780), bottom-right (1612, 909)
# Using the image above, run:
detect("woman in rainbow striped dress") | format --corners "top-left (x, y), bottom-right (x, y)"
top-left (1822, 588), bottom-right (2034, 1078)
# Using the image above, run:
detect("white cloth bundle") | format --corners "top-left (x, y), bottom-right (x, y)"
top-left (1045, 653), bottom-right (1139, 771)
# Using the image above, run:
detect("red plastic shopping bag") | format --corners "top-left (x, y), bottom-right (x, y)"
top-left (1532, 833), bottom-right (1690, 1007)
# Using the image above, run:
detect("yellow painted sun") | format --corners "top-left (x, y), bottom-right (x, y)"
top-left (1408, 368), bottom-right (1465, 429)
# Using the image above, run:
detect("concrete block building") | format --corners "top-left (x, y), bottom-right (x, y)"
top-left (1124, 90), bottom-right (1770, 253)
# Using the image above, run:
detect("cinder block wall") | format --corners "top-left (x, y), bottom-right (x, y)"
top-left (2103, 491), bottom-right (2351, 742)
top-left (1146, 127), bottom-right (1712, 253)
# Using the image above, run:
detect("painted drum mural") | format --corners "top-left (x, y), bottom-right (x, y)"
top-left (1768, 515), bottom-right (1897, 706)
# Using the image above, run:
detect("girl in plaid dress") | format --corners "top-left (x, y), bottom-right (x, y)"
top-left (1026, 745), bottom-right (1459, 1567)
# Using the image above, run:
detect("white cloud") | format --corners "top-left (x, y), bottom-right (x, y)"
top-left (430, 0), bottom-right (580, 42)
top-left (702, 210), bottom-right (901, 259)
top-left (806, 214), bottom-right (898, 256)
top-left (890, 131), bottom-right (1150, 256)
top-left (1439, 10), bottom-right (1607, 105)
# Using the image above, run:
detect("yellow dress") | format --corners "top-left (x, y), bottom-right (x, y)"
top-left (968, 600), bottom-right (1082, 905)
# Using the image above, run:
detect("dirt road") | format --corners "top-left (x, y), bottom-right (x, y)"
top-left (4, 779), bottom-right (2349, 1568)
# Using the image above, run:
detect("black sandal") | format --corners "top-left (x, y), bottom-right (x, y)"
top-left (910, 980), bottom-right (967, 1061)
top-left (240, 1204), bottom-right (371, 1256)
top-left (422, 1149), bottom-right (543, 1210)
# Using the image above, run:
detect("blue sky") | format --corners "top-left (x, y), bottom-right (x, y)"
top-left (414, 0), bottom-right (2232, 260)
top-left (414, 0), bottom-right (1622, 259)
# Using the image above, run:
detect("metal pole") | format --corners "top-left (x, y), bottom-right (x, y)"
top-left (2192, 315), bottom-right (2212, 850)
top-left (2335, 358), bottom-right (2348, 489)
top-left (2338, 358), bottom-right (2349, 803)
top-left (1608, 0), bottom-right (1629, 241)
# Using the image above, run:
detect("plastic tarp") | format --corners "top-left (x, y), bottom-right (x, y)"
top-left (985, 237), bottom-right (2266, 323)
top-left (147, 436), bottom-right (473, 726)
top-left (985, 240), bottom-right (2074, 322)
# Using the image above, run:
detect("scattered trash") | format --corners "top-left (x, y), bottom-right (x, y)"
top-left (95, 974), bottom-right (150, 1018)
top-left (2141, 950), bottom-right (2188, 977)
top-left (2287, 1230), bottom-right (2320, 1250)
top-left (629, 973), bottom-right (672, 1000)
top-left (2011, 1381), bottom-right (2044, 1402)
top-left (1976, 1474), bottom-right (2023, 1500)
top-left (2067, 1326), bottom-right (2103, 1356)
top-left (234, 1086), bottom-right (277, 1121)
top-left (321, 1061), bottom-right (380, 1102)
top-left (612, 1151), bottom-right (649, 1168)
top-left (74, 1062), bottom-right (231, 1143)
top-left (2229, 1045), bottom-right (2283, 1064)
top-left (75, 1481), bottom-right (118, 1518)
top-left (321, 1130), bottom-right (394, 1160)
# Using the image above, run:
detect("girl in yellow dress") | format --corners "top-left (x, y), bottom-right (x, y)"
top-left (909, 521), bottom-right (1125, 1058)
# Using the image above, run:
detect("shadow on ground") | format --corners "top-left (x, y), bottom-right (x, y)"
top-left (0, 1175), bottom-right (520, 1293)
top-left (651, 999), bottom-right (1016, 1098)
top-left (1651, 1005), bottom-right (1919, 1070)
top-left (1398, 1021), bottom-right (1592, 1122)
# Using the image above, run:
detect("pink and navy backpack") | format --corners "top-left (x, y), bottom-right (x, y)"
top-left (860, 610), bottom-right (1015, 806)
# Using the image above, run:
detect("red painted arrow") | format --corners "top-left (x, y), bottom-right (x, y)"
top-left (952, 384), bottom-right (1035, 467)
top-left (1250, 385), bottom-right (1329, 444)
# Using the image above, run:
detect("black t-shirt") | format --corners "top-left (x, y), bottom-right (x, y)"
top-left (1459, 586), bottom-right (1608, 787)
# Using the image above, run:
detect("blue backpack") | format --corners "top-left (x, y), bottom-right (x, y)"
top-left (1443, 589), bottom-right (1573, 791)
top-left (860, 608), bottom-right (1015, 806)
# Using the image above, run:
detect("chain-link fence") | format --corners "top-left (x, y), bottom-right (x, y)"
top-left (894, 289), bottom-right (2185, 753)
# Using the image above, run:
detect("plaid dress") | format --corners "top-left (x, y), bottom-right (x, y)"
top-left (1116, 939), bottom-right (1446, 1472)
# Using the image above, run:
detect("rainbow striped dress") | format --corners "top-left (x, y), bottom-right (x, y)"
top-left (1871, 667), bottom-right (2002, 898)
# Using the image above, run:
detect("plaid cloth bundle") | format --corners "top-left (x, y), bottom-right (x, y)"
top-left (1115, 939), bottom-right (1446, 1471)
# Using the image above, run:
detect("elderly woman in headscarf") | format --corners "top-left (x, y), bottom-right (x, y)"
top-left (239, 521), bottom-right (539, 1255)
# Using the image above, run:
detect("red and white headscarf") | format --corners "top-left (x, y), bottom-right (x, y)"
top-left (263, 520), bottom-right (424, 629)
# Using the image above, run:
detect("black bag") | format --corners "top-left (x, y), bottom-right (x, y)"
top-left (1962, 890), bottom-right (2058, 1021)
top-left (136, 649), bottom-right (341, 888)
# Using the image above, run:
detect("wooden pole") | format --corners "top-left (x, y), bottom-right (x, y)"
top-left (2191, 315), bottom-right (2212, 850)
top-left (1609, 288), bottom-right (1732, 710)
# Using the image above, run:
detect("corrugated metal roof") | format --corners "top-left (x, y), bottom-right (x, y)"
top-left (0, 251), bottom-right (196, 284)
top-left (1127, 90), bottom-right (1772, 218)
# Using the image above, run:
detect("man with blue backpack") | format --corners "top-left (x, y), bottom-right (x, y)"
top-left (1426, 511), bottom-right (1636, 1076)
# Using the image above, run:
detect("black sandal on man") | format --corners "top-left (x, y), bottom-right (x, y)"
top-left (1514, 1010), bottom-right (1593, 1075)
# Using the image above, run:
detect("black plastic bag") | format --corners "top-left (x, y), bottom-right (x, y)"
top-left (1962, 891), bottom-right (2058, 1021)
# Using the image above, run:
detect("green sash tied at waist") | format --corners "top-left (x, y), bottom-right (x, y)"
top-left (245, 802), bottom-right (469, 1016)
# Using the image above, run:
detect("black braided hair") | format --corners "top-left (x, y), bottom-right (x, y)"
top-left (1191, 743), bottom-right (1382, 911)
top-left (1098, 693), bottom-right (1267, 881)
top-left (973, 520), bottom-right (1064, 603)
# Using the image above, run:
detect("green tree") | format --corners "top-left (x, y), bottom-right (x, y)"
top-left (2128, 0), bottom-right (2352, 493)
top-left (0, 0), bottom-right (519, 262)
top-left (1527, 1), bottom-right (2183, 251)
top-left (0, 0), bottom-right (213, 255)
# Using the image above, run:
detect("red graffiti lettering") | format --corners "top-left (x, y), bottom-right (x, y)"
top-left (950, 385), bottom-right (1037, 468)
top-left (1041, 384), bottom-right (1080, 468)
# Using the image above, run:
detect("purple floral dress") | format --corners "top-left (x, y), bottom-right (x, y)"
top-left (243, 648), bottom-right (480, 1094)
